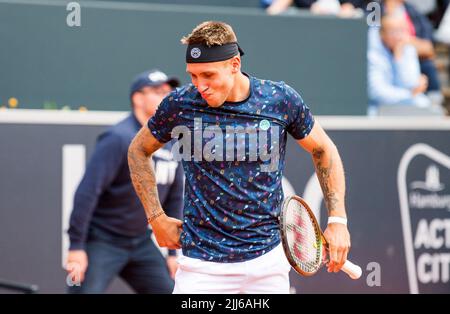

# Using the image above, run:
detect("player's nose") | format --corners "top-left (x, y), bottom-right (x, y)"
top-left (198, 82), bottom-right (209, 93)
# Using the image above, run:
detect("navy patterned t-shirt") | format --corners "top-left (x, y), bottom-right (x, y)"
top-left (148, 74), bottom-right (314, 263)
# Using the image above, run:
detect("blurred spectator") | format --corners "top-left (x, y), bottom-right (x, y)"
top-left (435, 0), bottom-right (450, 27)
top-left (406, 0), bottom-right (449, 28)
top-left (435, 3), bottom-right (450, 43)
top-left (405, 0), bottom-right (437, 16)
top-left (367, 15), bottom-right (432, 114)
top-left (382, 0), bottom-right (442, 96)
top-left (264, 0), bottom-right (368, 17)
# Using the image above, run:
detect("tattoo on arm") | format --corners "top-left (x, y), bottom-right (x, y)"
top-left (312, 147), bottom-right (342, 214)
top-left (128, 129), bottom-right (164, 222)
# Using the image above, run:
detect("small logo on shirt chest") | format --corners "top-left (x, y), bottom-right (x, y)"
top-left (259, 119), bottom-right (271, 131)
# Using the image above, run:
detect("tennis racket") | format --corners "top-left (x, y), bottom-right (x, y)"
top-left (279, 195), bottom-right (362, 280)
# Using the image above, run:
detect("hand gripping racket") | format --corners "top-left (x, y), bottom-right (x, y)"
top-left (280, 195), bottom-right (362, 280)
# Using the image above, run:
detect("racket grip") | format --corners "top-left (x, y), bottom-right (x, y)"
top-left (342, 260), bottom-right (362, 280)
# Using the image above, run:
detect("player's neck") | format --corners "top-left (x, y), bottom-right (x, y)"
top-left (226, 72), bottom-right (250, 103)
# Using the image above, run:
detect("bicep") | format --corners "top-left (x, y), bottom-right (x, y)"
top-left (296, 121), bottom-right (334, 154)
top-left (130, 126), bottom-right (164, 157)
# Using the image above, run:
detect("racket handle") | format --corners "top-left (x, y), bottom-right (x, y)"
top-left (342, 260), bottom-right (362, 280)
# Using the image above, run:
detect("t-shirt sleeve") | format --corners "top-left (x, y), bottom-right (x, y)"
top-left (284, 84), bottom-right (315, 140)
top-left (147, 91), bottom-right (180, 143)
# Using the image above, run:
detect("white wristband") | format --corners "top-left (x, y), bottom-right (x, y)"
top-left (327, 216), bottom-right (347, 226)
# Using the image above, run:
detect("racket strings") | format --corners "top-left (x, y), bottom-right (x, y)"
top-left (285, 200), bottom-right (322, 274)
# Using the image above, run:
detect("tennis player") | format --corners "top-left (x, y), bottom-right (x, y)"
top-left (128, 21), bottom-right (351, 293)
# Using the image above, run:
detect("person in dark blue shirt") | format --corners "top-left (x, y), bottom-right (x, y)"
top-left (66, 69), bottom-right (184, 294)
top-left (128, 21), bottom-right (352, 294)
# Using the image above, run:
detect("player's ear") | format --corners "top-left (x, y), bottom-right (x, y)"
top-left (230, 56), bottom-right (241, 74)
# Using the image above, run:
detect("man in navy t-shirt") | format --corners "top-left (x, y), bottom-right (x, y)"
top-left (128, 21), bottom-right (352, 293)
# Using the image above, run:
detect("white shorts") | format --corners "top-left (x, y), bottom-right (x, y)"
top-left (172, 244), bottom-right (291, 294)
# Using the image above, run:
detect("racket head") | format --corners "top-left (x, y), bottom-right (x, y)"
top-left (280, 195), bottom-right (325, 276)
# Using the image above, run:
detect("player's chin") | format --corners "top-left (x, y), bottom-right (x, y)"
top-left (205, 98), bottom-right (223, 107)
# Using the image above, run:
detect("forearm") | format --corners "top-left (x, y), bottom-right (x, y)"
top-left (128, 145), bottom-right (164, 222)
top-left (69, 132), bottom-right (125, 249)
top-left (311, 144), bottom-right (346, 217)
top-left (410, 37), bottom-right (435, 59)
top-left (68, 192), bottom-right (99, 249)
